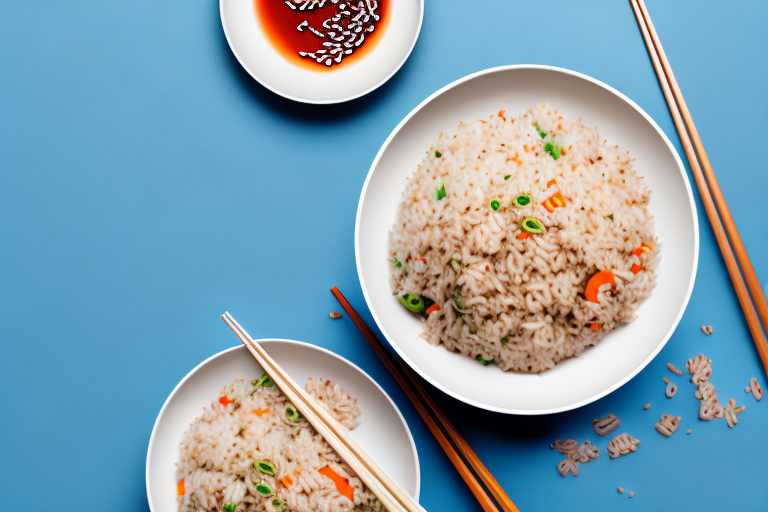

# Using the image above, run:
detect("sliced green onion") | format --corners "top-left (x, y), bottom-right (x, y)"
top-left (393, 256), bottom-right (402, 268)
top-left (435, 150), bottom-right (442, 158)
top-left (606, 214), bottom-right (614, 222)
top-left (255, 481), bottom-right (273, 497)
top-left (255, 460), bottom-right (276, 476)
top-left (476, 355), bottom-right (494, 366)
top-left (398, 294), bottom-right (425, 313)
top-left (252, 373), bottom-right (274, 387)
top-left (544, 141), bottom-right (562, 160)
top-left (490, 200), bottom-right (500, 211)
top-left (271, 498), bottom-right (285, 511)
top-left (513, 193), bottom-right (531, 207)
top-left (285, 404), bottom-right (302, 423)
top-left (436, 183), bottom-right (446, 201)
top-left (504, 175), bottom-right (511, 180)
top-left (521, 217), bottom-right (544, 234)
top-left (450, 259), bottom-right (462, 272)
top-left (469, 322), bottom-right (478, 335)
top-left (223, 503), bottom-right (236, 512)
top-left (534, 123), bottom-right (547, 139)
top-left (501, 336), bottom-right (509, 346)
top-left (454, 288), bottom-right (465, 310)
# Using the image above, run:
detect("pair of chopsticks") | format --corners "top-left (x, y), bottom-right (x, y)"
top-left (630, 0), bottom-right (768, 374)
top-left (331, 287), bottom-right (519, 512)
top-left (221, 311), bottom-right (425, 512)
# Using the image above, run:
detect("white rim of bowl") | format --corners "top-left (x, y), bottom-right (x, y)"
top-left (219, 0), bottom-right (425, 105)
top-left (145, 339), bottom-right (421, 510)
top-left (355, 64), bottom-right (700, 415)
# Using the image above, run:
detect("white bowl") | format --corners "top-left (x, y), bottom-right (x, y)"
top-left (355, 65), bottom-right (698, 415)
top-left (220, 0), bottom-right (423, 104)
top-left (146, 340), bottom-right (420, 510)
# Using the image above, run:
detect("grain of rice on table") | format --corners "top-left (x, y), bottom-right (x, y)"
top-left (388, 104), bottom-right (659, 372)
top-left (176, 377), bottom-right (384, 512)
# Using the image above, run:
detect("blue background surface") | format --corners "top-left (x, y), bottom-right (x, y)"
top-left (1, 1), bottom-right (767, 511)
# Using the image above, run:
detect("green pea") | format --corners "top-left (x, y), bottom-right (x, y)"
top-left (223, 504), bottom-right (236, 512)
top-left (513, 193), bottom-right (531, 207)
top-left (398, 294), bottom-right (425, 313)
top-left (435, 150), bottom-right (442, 158)
top-left (501, 336), bottom-right (509, 346)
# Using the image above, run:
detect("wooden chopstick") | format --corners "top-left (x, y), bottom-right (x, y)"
top-left (331, 287), bottom-right (519, 512)
top-left (634, 0), bottom-right (768, 333)
top-left (221, 312), bottom-right (426, 512)
top-left (630, 0), bottom-right (768, 374)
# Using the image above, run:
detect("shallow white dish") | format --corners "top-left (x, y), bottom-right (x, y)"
top-left (146, 340), bottom-right (420, 511)
top-left (356, 65), bottom-right (699, 415)
top-left (220, 0), bottom-right (423, 104)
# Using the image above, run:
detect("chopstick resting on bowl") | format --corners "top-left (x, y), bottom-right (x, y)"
top-left (221, 312), bottom-right (426, 512)
top-left (331, 287), bottom-right (519, 512)
top-left (630, 0), bottom-right (768, 375)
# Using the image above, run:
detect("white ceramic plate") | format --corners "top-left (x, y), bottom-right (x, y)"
top-left (356, 65), bottom-right (699, 415)
top-left (146, 340), bottom-right (420, 511)
top-left (220, 0), bottom-right (423, 104)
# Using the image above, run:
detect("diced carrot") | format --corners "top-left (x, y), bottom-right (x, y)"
top-left (571, 163), bottom-right (579, 171)
top-left (417, 257), bottom-right (426, 263)
top-left (630, 264), bottom-right (643, 274)
top-left (631, 244), bottom-right (653, 256)
top-left (585, 270), bottom-right (616, 303)
top-left (281, 475), bottom-right (293, 487)
top-left (557, 124), bottom-right (563, 130)
top-left (219, 396), bottom-right (231, 406)
top-left (325, 380), bottom-right (330, 386)
top-left (318, 466), bottom-right (355, 502)
top-left (177, 479), bottom-right (185, 497)
top-left (589, 323), bottom-right (602, 331)
top-left (516, 232), bottom-right (530, 240)
top-left (426, 304), bottom-right (441, 315)
top-left (498, 109), bottom-right (507, 121)
top-left (560, 149), bottom-right (567, 156)
top-left (546, 179), bottom-right (557, 188)
top-left (251, 408), bottom-right (270, 417)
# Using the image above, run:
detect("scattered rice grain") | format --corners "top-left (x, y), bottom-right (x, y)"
top-left (666, 362), bottom-right (683, 375)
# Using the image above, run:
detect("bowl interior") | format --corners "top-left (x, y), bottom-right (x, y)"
top-left (146, 340), bottom-right (420, 511)
top-left (220, 0), bottom-right (422, 103)
top-left (356, 66), bottom-right (698, 414)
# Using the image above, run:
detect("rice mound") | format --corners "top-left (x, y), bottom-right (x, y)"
top-left (388, 104), bottom-right (659, 373)
top-left (177, 377), bottom-right (384, 512)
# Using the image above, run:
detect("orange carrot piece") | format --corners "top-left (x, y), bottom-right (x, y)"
top-left (318, 466), bottom-right (354, 502)
top-left (589, 323), bottom-right (602, 331)
top-left (498, 109), bottom-right (507, 121)
top-left (281, 475), bottom-right (293, 487)
top-left (251, 408), bottom-right (270, 417)
top-left (219, 396), bottom-right (231, 406)
top-left (516, 232), bottom-right (530, 240)
top-left (546, 179), bottom-right (557, 188)
top-left (585, 270), bottom-right (616, 303)
top-left (571, 163), bottom-right (579, 171)
top-left (630, 264), bottom-right (643, 274)
top-left (631, 244), bottom-right (653, 256)
top-left (426, 304), bottom-right (441, 315)
top-left (177, 479), bottom-right (185, 497)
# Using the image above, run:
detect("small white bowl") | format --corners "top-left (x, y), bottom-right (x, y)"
top-left (356, 65), bottom-right (699, 415)
top-left (220, 0), bottom-right (423, 104)
top-left (146, 340), bottom-right (420, 511)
